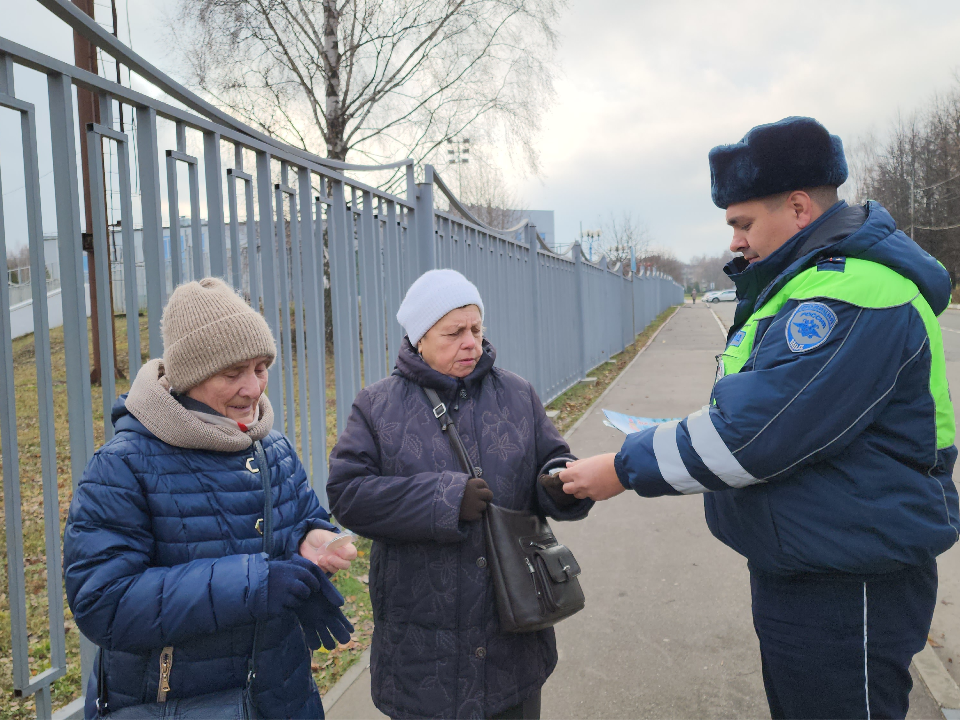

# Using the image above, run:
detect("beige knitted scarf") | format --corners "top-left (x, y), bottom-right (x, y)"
top-left (124, 358), bottom-right (274, 452)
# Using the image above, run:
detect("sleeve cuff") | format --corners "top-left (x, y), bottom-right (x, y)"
top-left (287, 518), bottom-right (339, 558)
top-left (434, 471), bottom-right (471, 542)
top-left (536, 479), bottom-right (594, 521)
top-left (614, 451), bottom-right (631, 489)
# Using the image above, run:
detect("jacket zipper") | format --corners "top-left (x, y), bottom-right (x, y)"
top-left (525, 557), bottom-right (545, 616)
top-left (157, 646), bottom-right (174, 702)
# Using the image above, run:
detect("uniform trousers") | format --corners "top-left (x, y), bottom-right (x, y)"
top-left (750, 562), bottom-right (937, 720)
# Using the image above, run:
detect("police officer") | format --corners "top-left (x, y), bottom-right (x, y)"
top-left (559, 116), bottom-right (960, 719)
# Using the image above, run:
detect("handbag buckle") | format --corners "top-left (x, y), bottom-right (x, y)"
top-left (432, 402), bottom-right (446, 418)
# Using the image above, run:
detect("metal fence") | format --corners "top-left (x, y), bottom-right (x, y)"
top-left (0, 1), bottom-right (682, 717)
top-left (7, 265), bottom-right (61, 306)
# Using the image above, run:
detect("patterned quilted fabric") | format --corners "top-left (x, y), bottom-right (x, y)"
top-left (328, 339), bottom-right (593, 719)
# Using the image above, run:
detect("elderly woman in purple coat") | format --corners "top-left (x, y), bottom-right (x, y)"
top-left (328, 269), bottom-right (593, 720)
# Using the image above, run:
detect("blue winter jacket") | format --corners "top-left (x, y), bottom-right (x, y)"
top-left (64, 397), bottom-right (335, 718)
top-left (327, 339), bottom-right (593, 719)
top-left (616, 201), bottom-right (960, 575)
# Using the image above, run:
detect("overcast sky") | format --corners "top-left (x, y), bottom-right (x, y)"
top-left (3, 0), bottom-right (960, 261)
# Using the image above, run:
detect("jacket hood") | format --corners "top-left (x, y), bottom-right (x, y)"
top-left (840, 202), bottom-right (952, 315)
top-left (725, 201), bottom-right (952, 326)
top-left (393, 337), bottom-right (496, 396)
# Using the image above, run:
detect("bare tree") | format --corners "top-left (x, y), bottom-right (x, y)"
top-left (448, 149), bottom-right (525, 230)
top-left (685, 250), bottom-right (735, 292)
top-left (852, 80), bottom-right (960, 287)
top-left (599, 212), bottom-right (651, 267)
top-left (5, 243), bottom-right (31, 273)
top-left (640, 247), bottom-right (683, 283)
top-left (169, 0), bottom-right (563, 172)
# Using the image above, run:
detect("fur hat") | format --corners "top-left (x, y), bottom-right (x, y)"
top-left (709, 116), bottom-right (848, 209)
top-left (161, 277), bottom-right (276, 391)
top-left (397, 269), bottom-right (484, 346)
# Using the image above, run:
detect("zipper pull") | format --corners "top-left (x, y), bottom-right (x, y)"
top-left (157, 646), bottom-right (174, 702)
top-left (525, 557), bottom-right (535, 573)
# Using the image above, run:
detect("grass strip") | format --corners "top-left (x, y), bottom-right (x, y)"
top-left (545, 306), bottom-right (679, 434)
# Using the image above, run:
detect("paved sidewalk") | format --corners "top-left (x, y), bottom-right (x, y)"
top-left (327, 304), bottom-right (942, 719)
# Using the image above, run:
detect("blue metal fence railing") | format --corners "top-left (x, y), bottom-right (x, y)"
top-left (0, 2), bottom-right (684, 717)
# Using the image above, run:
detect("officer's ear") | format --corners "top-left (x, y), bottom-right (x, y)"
top-left (787, 190), bottom-right (818, 230)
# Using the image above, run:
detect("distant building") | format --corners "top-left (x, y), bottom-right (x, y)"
top-left (525, 210), bottom-right (556, 250)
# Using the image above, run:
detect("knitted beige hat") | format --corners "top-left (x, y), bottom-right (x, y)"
top-left (162, 277), bottom-right (276, 391)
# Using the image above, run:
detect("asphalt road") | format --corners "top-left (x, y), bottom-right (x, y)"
top-left (328, 303), bottom-right (946, 719)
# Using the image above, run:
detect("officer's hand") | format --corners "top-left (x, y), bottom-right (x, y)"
top-left (558, 453), bottom-right (625, 501)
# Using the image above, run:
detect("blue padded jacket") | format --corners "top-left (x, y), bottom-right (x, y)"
top-left (615, 201), bottom-right (960, 575)
top-left (64, 396), bottom-right (335, 719)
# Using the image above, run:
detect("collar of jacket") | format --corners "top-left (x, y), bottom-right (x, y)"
top-left (723, 200), bottom-right (860, 332)
top-left (122, 358), bottom-right (275, 452)
top-left (393, 336), bottom-right (496, 398)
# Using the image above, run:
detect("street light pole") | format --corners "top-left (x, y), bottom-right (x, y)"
top-left (446, 137), bottom-right (470, 192)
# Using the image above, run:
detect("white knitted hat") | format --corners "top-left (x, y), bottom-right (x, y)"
top-left (397, 269), bottom-right (484, 346)
top-left (161, 277), bottom-right (276, 391)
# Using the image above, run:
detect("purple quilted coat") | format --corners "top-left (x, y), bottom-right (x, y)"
top-left (327, 339), bottom-right (592, 719)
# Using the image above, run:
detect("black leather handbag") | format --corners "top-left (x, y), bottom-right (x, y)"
top-left (423, 388), bottom-right (585, 634)
top-left (96, 440), bottom-right (274, 718)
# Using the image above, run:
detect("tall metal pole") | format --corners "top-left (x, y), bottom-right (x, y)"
top-left (72, 0), bottom-right (106, 384)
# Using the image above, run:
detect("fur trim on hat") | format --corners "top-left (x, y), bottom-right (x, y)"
top-left (396, 269), bottom-right (484, 346)
top-left (124, 359), bottom-right (274, 452)
top-left (162, 277), bottom-right (276, 391)
top-left (709, 116), bottom-right (848, 209)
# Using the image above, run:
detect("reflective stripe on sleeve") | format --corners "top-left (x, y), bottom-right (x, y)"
top-left (653, 421), bottom-right (708, 494)
top-left (686, 406), bottom-right (759, 488)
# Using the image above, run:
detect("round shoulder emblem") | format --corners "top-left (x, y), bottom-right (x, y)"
top-left (785, 302), bottom-right (838, 353)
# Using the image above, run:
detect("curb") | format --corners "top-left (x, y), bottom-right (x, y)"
top-left (563, 305), bottom-right (682, 441)
top-left (949, 304), bottom-right (960, 311)
top-left (914, 643), bottom-right (960, 720)
top-left (322, 649), bottom-right (372, 715)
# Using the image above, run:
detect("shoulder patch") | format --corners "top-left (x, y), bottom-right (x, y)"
top-left (785, 302), bottom-right (838, 353)
top-left (729, 330), bottom-right (746, 347)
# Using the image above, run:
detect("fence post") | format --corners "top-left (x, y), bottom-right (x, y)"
top-left (573, 243), bottom-right (587, 380)
top-left (527, 226), bottom-right (544, 396)
top-left (415, 165), bottom-right (437, 274)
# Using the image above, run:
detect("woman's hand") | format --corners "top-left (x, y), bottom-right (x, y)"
top-left (299, 529), bottom-right (358, 574)
top-left (460, 477), bottom-right (494, 522)
top-left (559, 453), bottom-right (626, 501)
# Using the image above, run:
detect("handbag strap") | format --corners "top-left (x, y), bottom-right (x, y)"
top-left (423, 387), bottom-right (482, 478)
top-left (97, 441), bottom-right (273, 716)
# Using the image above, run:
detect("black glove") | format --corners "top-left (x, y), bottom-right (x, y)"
top-left (538, 455), bottom-right (578, 508)
top-left (259, 555), bottom-right (325, 618)
top-left (539, 472), bottom-right (577, 508)
top-left (460, 477), bottom-right (494, 522)
top-left (295, 575), bottom-right (355, 651)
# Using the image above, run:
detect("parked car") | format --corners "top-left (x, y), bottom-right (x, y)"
top-left (703, 289), bottom-right (737, 303)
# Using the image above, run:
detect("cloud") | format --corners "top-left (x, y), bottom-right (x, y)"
top-left (521, 0), bottom-right (960, 260)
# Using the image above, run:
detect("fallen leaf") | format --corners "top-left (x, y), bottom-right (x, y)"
top-left (928, 636), bottom-right (943, 648)
top-left (359, 574), bottom-right (369, 584)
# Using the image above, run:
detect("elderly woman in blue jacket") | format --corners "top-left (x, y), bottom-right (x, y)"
top-left (327, 269), bottom-right (593, 720)
top-left (64, 278), bottom-right (355, 719)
